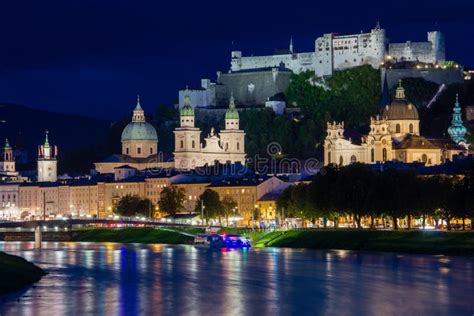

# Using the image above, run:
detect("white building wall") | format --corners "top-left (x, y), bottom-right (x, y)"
top-left (178, 89), bottom-right (212, 109)
top-left (37, 159), bottom-right (57, 182)
top-left (231, 51), bottom-right (316, 74)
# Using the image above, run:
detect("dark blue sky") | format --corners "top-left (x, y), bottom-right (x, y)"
top-left (0, 0), bottom-right (473, 119)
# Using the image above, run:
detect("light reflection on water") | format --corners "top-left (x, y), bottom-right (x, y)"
top-left (0, 242), bottom-right (473, 315)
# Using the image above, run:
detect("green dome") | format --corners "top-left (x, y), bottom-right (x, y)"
top-left (180, 104), bottom-right (194, 117)
top-left (225, 108), bottom-right (239, 120)
top-left (121, 122), bottom-right (158, 141)
top-left (180, 95), bottom-right (195, 117)
top-left (225, 93), bottom-right (239, 120)
top-left (121, 97), bottom-right (157, 141)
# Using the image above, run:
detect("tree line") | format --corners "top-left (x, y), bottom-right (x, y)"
top-left (115, 187), bottom-right (238, 224)
top-left (277, 162), bottom-right (474, 230)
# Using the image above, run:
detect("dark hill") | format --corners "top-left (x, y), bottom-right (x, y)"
top-left (0, 103), bottom-right (110, 159)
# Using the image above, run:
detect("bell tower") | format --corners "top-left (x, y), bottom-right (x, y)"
top-left (448, 94), bottom-right (469, 149)
top-left (220, 94), bottom-right (246, 161)
top-left (173, 95), bottom-right (202, 169)
top-left (37, 131), bottom-right (58, 182)
top-left (0, 138), bottom-right (16, 175)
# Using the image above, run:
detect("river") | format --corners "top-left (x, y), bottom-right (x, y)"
top-left (0, 242), bottom-right (473, 315)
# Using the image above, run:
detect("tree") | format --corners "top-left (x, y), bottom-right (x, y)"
top-left (377, 169), bottom-right (412, 230)
top-left (115, 195), bottom-right (153, 218)
top-left (287, 65), bottom-right (381, 137)
top-left (221, 196), bottom-right (238, 226)
top-left (195, 189), bottom-right (222, 223)
top-left (278, 183), bottom-right (311, 221)
top-left (464, 162), bottom-right (474, 230)
top-left (336, 163), bottom-right (374, 229)
top-left (308, 166), bottom-right (340, 227)
top-left (158, 187), bottom-right (185, 215)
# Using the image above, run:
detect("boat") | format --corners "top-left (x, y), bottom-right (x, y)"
top-left (194, 233), bottom-right (251, 249)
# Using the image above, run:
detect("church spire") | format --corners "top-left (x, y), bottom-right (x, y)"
top-left (4, 138), bottom-right (10, 149)
top-left (448, 94), bottom-right (468, 146)
top-left (180, 91), bottom-right (195, 118)
top-left (132, 95), bottom-right (145, 122)
top-left (395, 80), bottom-right (405, 99)
top-left (44, 130), bottom-right (50, 148)
top-left (135, 95), bottom-right (143, 111)
top-left (225, 92), bottom-right (239, 121)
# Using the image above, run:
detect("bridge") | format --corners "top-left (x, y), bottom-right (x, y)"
top-left (0, 219), bottom-right (205, 248)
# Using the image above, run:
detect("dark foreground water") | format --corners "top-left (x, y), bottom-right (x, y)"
top-left (0, 242), bottom-right (473, 316)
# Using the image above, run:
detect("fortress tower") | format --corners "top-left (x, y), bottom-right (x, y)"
top-left (37, 131), bottom-right (58, 182)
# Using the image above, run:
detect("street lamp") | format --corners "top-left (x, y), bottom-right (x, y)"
top-left (201, 200), bottom-right (205, 225)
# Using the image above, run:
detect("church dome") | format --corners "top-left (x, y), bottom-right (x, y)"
top-left (121, 122), bottom-right (158, 141)
top-left (382, 81), bottom-right (419, 120)
top-left (121, 97), bottom-right (158, 142)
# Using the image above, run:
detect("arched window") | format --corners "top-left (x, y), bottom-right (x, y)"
top-left (192, 140), bottom-right (195, 149)
top-left (396, 124), bottom-right (401, 134)
top-left (149, 147), bottom-right (153, 154)
top-left (126, 148), bottom-right (129, 155)
top-left (422, 154), bottom-right (428, 164)
top-left (180, 140), bottom-right (184, 148)
top-left (382, 148), bottom-right (387, 162)
top-left (409, 123), bottom-right (414, 134)
top-left (370, 148), bottom-right (375, 162)
top-left (339, 156), bottom-right (344, 166)
top-left (237, 142), bottom-right (240, 150)
top-left (137, 147), bottom-right (141, 155)
top-left (350, 155), bottom-right (357, 164)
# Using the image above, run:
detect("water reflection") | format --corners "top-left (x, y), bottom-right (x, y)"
top-left (0, 242), bottom-right (473, 315)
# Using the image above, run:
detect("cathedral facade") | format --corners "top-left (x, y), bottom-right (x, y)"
top-left (324, 82), bottom-right (466, 167)
top-left (174, 95), bottom-right (246, 169)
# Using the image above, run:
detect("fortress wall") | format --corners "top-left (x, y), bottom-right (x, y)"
top-left (385, 68), bottom-right (464, 88)
top-left (217, 70), bottom-right (291, 106)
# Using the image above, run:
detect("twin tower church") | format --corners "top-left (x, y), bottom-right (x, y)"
top-left (94, 95), bottom-right (245, 174)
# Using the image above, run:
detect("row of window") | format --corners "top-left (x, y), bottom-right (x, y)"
top-left (125, 147), bottom-right (154, 155)
top-left (395, 123), bottom-right (415, 134)
top-left (327, 148), bottom-right (388, 165)
top-left (1, 194), bottom-right (16, 201)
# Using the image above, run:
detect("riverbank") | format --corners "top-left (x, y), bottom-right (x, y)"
top-left (252, 230), bottom-right (474, 256)
top-left (65, 227), bottom-right (474, 256)
top-left (74, 227), bottom-right (196, 244)
top-left (0, 252), bottom-right (46, 295)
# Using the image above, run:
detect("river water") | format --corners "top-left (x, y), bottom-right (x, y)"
top-left (0, 242), bottom-right (473, 315)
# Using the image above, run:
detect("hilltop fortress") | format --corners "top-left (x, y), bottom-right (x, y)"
top-left (180, 23), bottom-right (450, 109)
top-left (230, 23), bottom-right (445, 77)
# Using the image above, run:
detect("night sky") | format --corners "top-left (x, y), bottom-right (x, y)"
top-left (0, 0), bottom-right (473, 119)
